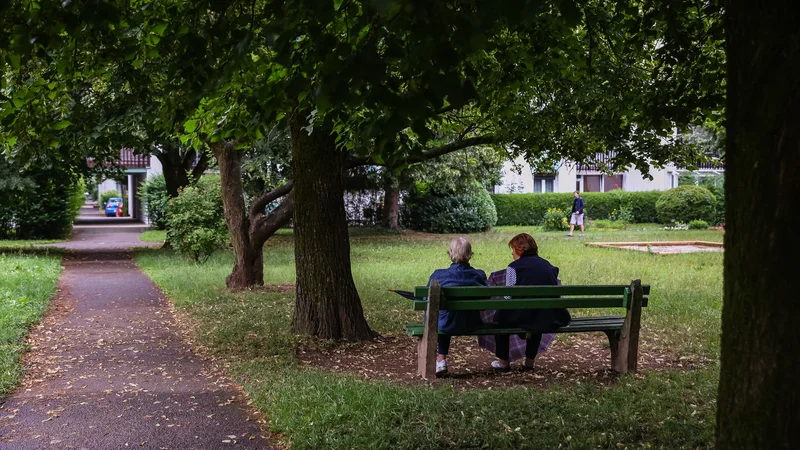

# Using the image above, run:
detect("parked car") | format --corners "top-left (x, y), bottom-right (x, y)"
top-left (105, 198), bottom-right (124, 217)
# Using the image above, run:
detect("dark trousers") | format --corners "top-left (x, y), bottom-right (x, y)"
top-left (438, 334), bottom-right (452, 355)
top-left (494, 333), bottom-right (542, 360)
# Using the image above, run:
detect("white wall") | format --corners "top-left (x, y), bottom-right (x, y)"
top-left (147, 154), bottom-right (163, 177)
top-left (495, 158), bottom-right (534, 193)
top-left (622, 165), bottom-right (676, 191)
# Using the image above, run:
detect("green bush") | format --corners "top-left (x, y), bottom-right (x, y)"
top-left (139, 174), bottom-right (170, 229)
top-left (100, 189), bottom-right (122, 208)
top-left (491, 190), bottom-right (663, 226)
top-left (166, 176), bottom-right (228, 262)
top-left (0, 156), bottom-right (83, 240)
top-left (68, 178), bottom-right (87, 222)
top-left (542, 208), bottom-right (569, 231)
top-left (689, 220), bottom-right (710, 230)
top-left (402, 186), bottom-right (497, 233)
top-left (655, 186), bottom-right (716, 224)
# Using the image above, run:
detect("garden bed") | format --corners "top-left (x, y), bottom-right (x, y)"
top-left (585, 241), bottom-right (724, 254)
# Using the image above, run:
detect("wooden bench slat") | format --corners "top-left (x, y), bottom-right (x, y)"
top-left (413, 285), bottom-right (651, 298)
top-left (404, 315), bottom-right (626, 337)
top-left (410, 296), bottom-right (648, 311)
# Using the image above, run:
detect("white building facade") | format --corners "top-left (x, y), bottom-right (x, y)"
top-left (495, 156), bottom-right (723, 194)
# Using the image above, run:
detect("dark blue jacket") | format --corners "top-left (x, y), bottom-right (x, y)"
top-left (572, 196), bottom-right (585, 214)
top-left (427, 263), bottom-right (487, 334)
top-left (494, 254), bottom-right (572, 331)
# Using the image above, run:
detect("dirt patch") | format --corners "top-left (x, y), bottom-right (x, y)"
top-left (616, 245), bottom-right (723, 254)
top-left (297, 333), bottom-right (711, 389)
top-left (586, 241), bottom-right (723, 255)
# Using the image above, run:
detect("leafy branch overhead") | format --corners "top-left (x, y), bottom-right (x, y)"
top-left (2, 0), bottom-right (723, 173)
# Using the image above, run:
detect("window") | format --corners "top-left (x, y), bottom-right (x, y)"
top-left (603, 174), bottom-right (623, 192)
top-left (533, 175), bottom-right (555, 193)
top-left (584, 175), bottom-right (602, 192)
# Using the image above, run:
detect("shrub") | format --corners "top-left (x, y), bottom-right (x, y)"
top-left (166, 176), bottom-right (228, 262)
top-left (655, 186), bottom-right (716, 224)
top-left (68, 178), bottom-right (87, 222)
top-left (100, 189), bottom-right (122, 208)
top-left (689, 220), bottom-right (709, 230)
top-left (0, 156), bottom-right (83, 240)
top-left (542, 208), bottom-right (569, 231)
top-left (139, 174), bottom-right (170, 229)
top-left (491, 191), bottom-right (663, 226)
top-left (402, 186), bottom-right (497, 233)
top-left (608, 206), bottom-right (634, 223)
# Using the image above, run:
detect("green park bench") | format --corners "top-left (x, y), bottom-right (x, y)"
top-left (403, 280), bottom-right (649, 379)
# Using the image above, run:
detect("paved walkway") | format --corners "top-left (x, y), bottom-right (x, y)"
top-left (1, 227), bottom-right (269, 448)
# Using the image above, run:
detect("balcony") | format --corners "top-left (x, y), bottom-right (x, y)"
top-left (87, 148), bottom-right (149, 170)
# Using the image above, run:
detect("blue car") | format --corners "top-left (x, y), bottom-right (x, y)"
top-left (105, 198), bottom-right (124, 217)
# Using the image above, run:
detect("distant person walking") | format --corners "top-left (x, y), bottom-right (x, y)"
top-left (567, 191), bottom-right (584, 237)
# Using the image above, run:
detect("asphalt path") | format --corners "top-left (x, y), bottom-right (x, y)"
top-left (1, 224), bottom-right (269, 449)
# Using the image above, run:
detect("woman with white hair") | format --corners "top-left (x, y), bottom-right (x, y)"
top-left (426, 237), bottom-right (487, 375)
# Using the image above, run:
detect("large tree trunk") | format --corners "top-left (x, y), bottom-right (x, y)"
top-left (381, 170), bottom-right (401, 229)
top-left (717, 2), bottom-right (800, 448)
top-left (289, 112), bottom-right (374, 340)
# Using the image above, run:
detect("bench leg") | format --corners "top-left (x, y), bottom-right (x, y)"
top-left (417, 334), bottom-right (437, 380)
top-left (606, 330), bottom-right (627, 373)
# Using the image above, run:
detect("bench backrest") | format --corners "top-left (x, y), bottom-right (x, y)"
top-left (410, 284), bottom-right (650, 311)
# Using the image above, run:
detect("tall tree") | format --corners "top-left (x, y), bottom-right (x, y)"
top-left (716, 0), bottom-right (799, 447)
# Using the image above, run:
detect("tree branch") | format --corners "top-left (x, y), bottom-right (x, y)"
top-left (346, 135), bottom-right (498, 169)
top-left (249, 181), bottom-right (294, 218)
top-left (250, 194), bottom-right (294, 247)
top-left (190, 151), bottom-right (210, 180)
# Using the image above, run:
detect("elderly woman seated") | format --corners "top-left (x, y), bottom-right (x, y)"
top-left (489, 233), bottom-right (571, 371)
top-left (427, 237), bottom-right (487, 375)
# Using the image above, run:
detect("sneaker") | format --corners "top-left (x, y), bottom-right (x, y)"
top-left (521, 359), bottom-right (536, 371)
top-left (579, 234), bottom-right (584, 238)
top-left (565, 234), bottom-right (573, 238)
top-left (491, 360), bottom-right (511, 372)
top-left (436, 359), bottom-right (448, 376)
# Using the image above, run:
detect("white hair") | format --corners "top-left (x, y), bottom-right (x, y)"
top-left (448, 237), bottom-right (473, 264)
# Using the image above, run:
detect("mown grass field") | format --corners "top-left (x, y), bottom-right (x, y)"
top-left (135, 226), bottom-right (723, 449)
top-left (0, 252), bottom-right (62, 396)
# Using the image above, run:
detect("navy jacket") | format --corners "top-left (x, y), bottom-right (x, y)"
top-left (494, 254), bottom-right (572, 332)
top-left (572, 196), bottom-right (585, 214)
top-left (427, 263), bottom-right (487, 334)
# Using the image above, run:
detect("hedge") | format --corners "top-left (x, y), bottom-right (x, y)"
top-left (491, 190), bottom-right (664, 226)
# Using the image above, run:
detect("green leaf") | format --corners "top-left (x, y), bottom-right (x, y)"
top-left (152, 22), bottom-right (168, 36)
top-left (52, 120), bottom-right (72, 130)
top-left (184, 119), bottom-right (198, 133)
top-left (8, 53), bottom-right (20, 70)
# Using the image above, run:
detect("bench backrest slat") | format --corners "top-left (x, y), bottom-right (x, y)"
top-left (413, 297), bottom-right (632, 311)
top-left (412, 284), bottom-right (651, 299)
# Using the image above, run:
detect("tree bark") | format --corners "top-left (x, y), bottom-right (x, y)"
top-left (212, 142), bottom-right (294, 289)
top-left (381, 170), bottom-right (400, 229)
top-left (289, 111), bottom-right (374, 340)
top-left (717, 2), bottom-right (800, 448)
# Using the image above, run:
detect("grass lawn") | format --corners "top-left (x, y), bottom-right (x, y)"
top-left (135, 225), bottom-right (723, 449)
top-left (0, 253), bottom-right (62, 396)
top-left (139, 230), bottom-right (167, 242)
top-left (0, 239), bottom-right (63, 249)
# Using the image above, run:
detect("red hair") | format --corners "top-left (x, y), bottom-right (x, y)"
top-left (508, 233), bottom-right (538, 257)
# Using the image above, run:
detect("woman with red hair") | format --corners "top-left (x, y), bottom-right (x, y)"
top-left (490, 233), bottom-right (571, 371)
